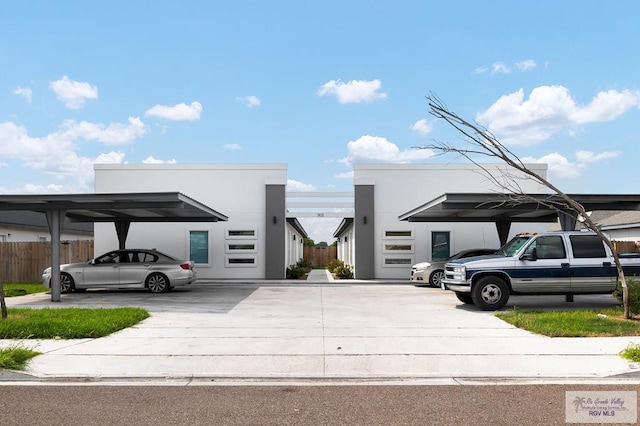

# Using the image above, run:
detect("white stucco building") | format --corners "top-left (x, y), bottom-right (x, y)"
top-left (94, 164), bottom-right (306, 280)
top-left (332, 164), bottom-right (550, 279)
top-left (93, 162), bottom-right (551, 280)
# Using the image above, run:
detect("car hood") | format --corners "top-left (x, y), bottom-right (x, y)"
top-left (445, 254), bottom-right (503, 266)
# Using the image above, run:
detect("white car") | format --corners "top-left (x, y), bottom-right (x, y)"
top-left (410, 248), bottom-right (496, 288)
top-left (43, 248), bottom-right (196, 293)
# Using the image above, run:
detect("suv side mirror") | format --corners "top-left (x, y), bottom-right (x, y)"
top-left (520, 248), bottom-right (537, 261)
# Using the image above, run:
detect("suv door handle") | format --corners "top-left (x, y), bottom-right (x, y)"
top-left (561, 263), bottom-right (570, 268)
top-left (603, 262), bottom-right (611, 267)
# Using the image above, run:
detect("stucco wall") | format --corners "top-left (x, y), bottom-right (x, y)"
top-left (353, 163), bottom-right (551, 280)
top-left (94, 164), bottom-right (287, 279)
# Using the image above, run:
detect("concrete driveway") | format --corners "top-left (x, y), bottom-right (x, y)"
top-left (2, 277), bottom-right (639, 383)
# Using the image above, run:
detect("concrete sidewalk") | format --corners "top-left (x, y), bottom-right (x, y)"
top-left (2, 282), bottom-right (640, 383)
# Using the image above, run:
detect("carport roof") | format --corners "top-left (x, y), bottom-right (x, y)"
top-left (399, 193), bottom-right (640, 223)
top-left (0, 192), bottom-right (228, 222)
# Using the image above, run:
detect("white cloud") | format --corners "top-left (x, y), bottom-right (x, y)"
top-left (50, 76), bottom-right (98, 109)
top-left (491, 62), bottom-right (511, 74)
top-left (14, 86), bottom-right (32, 104)
top-left (0, 120), bottom-right (132, 192)
top-left (410, 119), bottom-right (433, 136)
top-left (476, 85), bottom-right (640, 145)
top-left (145, 101), bottom-right (203, 121)
top-left (335, 171), bottom-right (354, 179)
top-left (58, 117), bottom-right (146, 145)
top-left (575, 150), bottom-right (620, 163)
top-left (287, 179), bottom-right (316, 191)
top-left (515, 60), bottom-right (537, 71)
top-left (223, 143), bottom-right (242, 150)
top-left (236, 95), bottom-right (261, 108)
top-left (339, 135), bottom-right (434, 166)
top-left (142, 156), bottom-right (177, 164)
top-left (474, 66), bottom-right (488, 74)
top-left (317, 79), bottom-right (387, 104)
top-left (522, 150), bottom-right (620, 180)
top-left (298, 217), bottom-right (341, 243)
top-left (23, 183), bottom-right (64, 193)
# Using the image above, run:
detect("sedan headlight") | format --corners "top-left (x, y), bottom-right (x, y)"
top-left (43, 267), bottom-right (51, 275)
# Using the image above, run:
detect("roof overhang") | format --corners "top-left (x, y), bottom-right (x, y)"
top-left (399, 193), bottom-right (640, 223)
top-left (0, 192), bottom-right (228, 223)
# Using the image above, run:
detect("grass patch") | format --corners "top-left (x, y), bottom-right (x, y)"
top-left (620, 344), bottom-right (640, 362)
top-left (0, 307), bottom-right (150, 339)
top-left (2, 282), bottom-right (48, 297)
top-left (0, 344), bottom-right (41, 370)
top-left (495, 307), bottom-right (640, 337)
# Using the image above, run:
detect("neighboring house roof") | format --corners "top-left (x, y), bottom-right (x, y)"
top-left (286, 217), bottom-right (308, 238)
top-left (581, 210), bottom-right (640, 231)
top-left (333, 218), bottom-right (354, 238)
top-left (0, 210), bottom-right (94, 235)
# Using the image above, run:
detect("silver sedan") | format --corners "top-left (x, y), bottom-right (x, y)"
top-left (42, 249), bottom-right (196, 293)
top-left (410, 248), bottom-right (496, 288)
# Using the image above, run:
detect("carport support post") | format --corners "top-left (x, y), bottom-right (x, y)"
top-left (45, 209), bottom-right (65, 302)
top-left (495, 221), bottom-right (511, 246)
top-left (115, 220), bottom-right (131, 250)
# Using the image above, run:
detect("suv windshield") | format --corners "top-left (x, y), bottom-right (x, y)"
top-left (498, 235), bottom-right (533, 256)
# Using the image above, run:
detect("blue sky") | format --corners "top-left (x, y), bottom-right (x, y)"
top-left (2, 1), bottom-right (640, 241)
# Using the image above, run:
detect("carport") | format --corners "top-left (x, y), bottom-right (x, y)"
top-left (399, 193), bottom-right (640, 245)
top-left (0, 192), bottom-right (228, 302)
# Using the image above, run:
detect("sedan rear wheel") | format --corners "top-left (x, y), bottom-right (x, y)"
top-left (146, 273), bottom-right (169, 293)
top-left (60, 273), bottom-right (74, 293)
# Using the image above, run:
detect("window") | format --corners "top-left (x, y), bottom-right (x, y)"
top-left (384, 230), bottom-right (412, 238)
top-left (570, 235), bottom-right (607, 258)
top-left (227, 230), bottom-right (256, 238)
top-left (228, 244), bottom-right (255, 250)
top-left (384, 258), bottom-right (412, 266)
top-left (226, 257), bottom-right (257, 267)
top-left (431, 231), bottom-right (450, 261)
top-left (384, 244), bottom-right (413, 252)
top-left (189, 231), bottom-right (209, 264)
top-left (523, 236), bottom-right (566, 259)
top-left (225, 242), bottom-right (256, 253)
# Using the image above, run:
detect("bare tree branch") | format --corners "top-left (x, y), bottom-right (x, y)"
top-left (420, 93), bottom-right (630, 318)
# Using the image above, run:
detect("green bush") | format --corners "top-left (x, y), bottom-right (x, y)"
top-left (613, 278), bottom-right (640, 315)
top-left (334, 263), bottom-right (354, 279)
top-left (326, 258), bottom-right (344, 273)
top-left (286, 259), bottom-right (312, 279)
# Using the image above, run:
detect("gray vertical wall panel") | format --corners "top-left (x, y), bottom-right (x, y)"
top-left (354, 185), bottom-right (375, 279)
top-left (265, 184), bottom-right (286, 279)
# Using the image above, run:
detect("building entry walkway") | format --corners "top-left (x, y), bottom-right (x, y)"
top-left (306, 268), bottom-right (333, 283)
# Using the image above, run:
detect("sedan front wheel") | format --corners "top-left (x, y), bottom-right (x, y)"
top-left (429, 270), bottom-right (445, 288)
top-left (60, 273), bottom-right (74, 293)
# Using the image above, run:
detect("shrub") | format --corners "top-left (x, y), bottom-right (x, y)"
top-left (334, 263), bottom-right (354, 279)
top-left (326, 258), bottom-right (344, 273)
top-left (613, 278), bottom-right (640, 315)
top-left (286, 260), bottom-right (312, 279)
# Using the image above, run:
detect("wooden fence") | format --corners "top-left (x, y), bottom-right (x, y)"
top-left (303, 246), bottom-right (337, 267)
top-left (613, 240), bottom-right (640, 254)
top-left (0, 240), bottom-right (94, 283)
